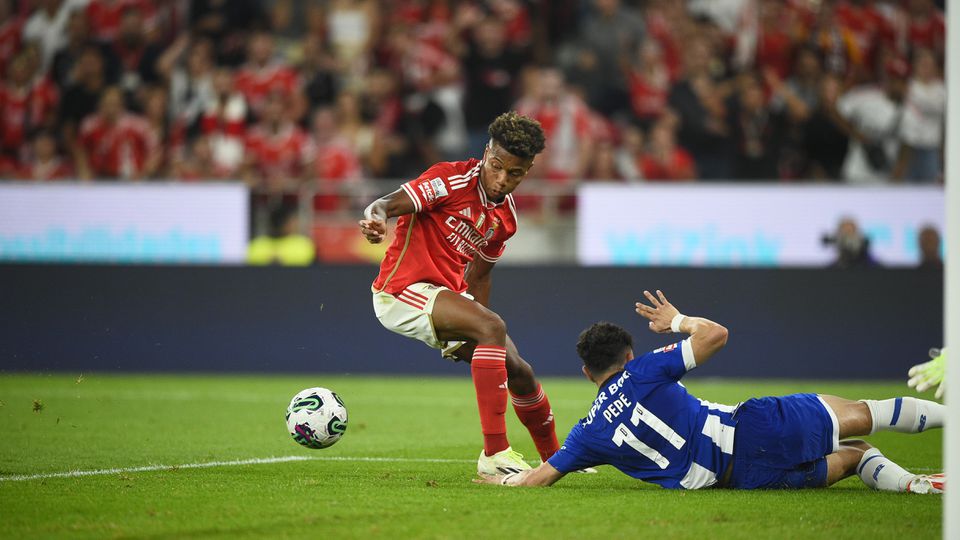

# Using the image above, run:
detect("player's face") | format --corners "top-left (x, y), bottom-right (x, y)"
top-left (480, 142), bottom-right (534, 201)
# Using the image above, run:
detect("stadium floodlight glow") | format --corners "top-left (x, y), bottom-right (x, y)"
top-left (944, 4), bottom-right (958, 539)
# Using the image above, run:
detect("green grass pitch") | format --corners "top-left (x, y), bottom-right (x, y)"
top-left (0, 374), bottom-right (942, 539)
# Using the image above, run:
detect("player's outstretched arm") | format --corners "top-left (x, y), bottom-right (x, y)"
top-left (473, 462), bottom-right (566, 487)
top-left (635, 290), bottom-right (728, 367)
top-left (358, 189), bottom-right (417, 244)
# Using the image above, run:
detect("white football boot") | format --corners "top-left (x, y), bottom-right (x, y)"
top-left (478, 447), bottom-right (532, 475)
top-left (907, 473), bottom-right (945, 494)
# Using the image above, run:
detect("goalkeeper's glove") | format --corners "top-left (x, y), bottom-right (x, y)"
top-left (907, 347), bottom-right (947, 400)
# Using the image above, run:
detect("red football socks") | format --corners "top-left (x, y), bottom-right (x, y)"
top-left (471, 345), bottom-right (509, 456)
top-left (511, 383), bottom-right (560, 461)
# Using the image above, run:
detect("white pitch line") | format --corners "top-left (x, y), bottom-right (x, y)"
top-left (0, 455), bottom-right (478, 483)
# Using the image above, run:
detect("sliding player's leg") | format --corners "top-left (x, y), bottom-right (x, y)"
top-left (818, 396), bottom-right (944, 493)
top-left (818, 394), bottom-right (944, 437)
top-left (431, 291), bottom-right (514, 460)
top-left (452, 336), bottom-right (560, 462)
top-left (824, 440), bottom-right (871, 486)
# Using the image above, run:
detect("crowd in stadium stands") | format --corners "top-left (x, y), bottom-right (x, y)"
top-left (0, 0), bottom-right (947, 202)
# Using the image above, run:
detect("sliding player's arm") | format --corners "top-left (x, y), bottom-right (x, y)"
top-left (358, 189), bottom-right (416, 244)
top-left (473, 462), bottom-right (566, 487)
top-left (464, 258), bottom-right (494, 307)
top-left (635, 290), bottom-right (728, 366)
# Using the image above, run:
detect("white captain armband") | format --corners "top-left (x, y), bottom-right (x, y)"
top-left (681, 338), bottom-right (697, 371)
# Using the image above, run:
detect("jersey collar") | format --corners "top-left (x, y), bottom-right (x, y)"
top-left (598, 370), bottom-right (626, 393)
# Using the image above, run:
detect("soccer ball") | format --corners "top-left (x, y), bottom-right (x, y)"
top-left (286, 387), bottom-right (348, 449)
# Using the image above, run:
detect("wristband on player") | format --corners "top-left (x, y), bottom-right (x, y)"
top-left (670, 314), bottom-right (687, 333)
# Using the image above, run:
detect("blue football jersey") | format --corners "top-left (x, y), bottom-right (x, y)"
top-left (548, 339), bottom-right (738, 489)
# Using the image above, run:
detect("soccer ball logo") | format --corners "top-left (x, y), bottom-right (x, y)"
top-left (286, 387), bottom-right (348, 449)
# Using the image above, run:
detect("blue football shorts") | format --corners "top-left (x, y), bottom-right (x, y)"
top-left (728, 393), bottom-right (840, 490)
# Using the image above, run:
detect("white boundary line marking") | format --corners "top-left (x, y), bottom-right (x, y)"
top-left (0, 455), bottom-right (478, 483)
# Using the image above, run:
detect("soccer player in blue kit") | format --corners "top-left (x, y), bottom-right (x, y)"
top-left (475, 290), bottom-right (945, 493)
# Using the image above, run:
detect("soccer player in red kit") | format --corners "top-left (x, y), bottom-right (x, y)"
top-left (359, 111), bottom-right (568, 474)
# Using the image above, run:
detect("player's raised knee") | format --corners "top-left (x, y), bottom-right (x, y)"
top-left (474, 313), bottom-right (507, 344)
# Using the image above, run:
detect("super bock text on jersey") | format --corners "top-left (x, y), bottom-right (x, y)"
top-left (372, 158), bottom-right (519, 295)
top-left (548, 339), bottom-right (739, 489)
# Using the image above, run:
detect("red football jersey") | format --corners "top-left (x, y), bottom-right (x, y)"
top-left (79, 113), bottom-right (158, 178)
top-left (372, 158), bottom-right (518, 295)
top-left (0, 77), bottom-right (58, 153)
top-left (244, 124), bottom-right (314, 183)
top-left (234, 63), bottom-right (300, 116)
top-left (86, 0), bottom-right (157, 41)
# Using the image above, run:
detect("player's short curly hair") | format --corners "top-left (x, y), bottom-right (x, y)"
top-left (576, 322), bottom-right (634, 375)
top-left (488, 111), bottom-right (546, 159)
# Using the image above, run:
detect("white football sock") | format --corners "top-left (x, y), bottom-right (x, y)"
top-left (857, 448), bottom-right (915, 492)
top-left (860, 397), bottom-right (944, 434)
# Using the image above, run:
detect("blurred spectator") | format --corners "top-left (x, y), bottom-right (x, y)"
top-left (171, 135), bottom-right (231, 180)
top-left (59, 44), bottom-right (109, 157)
top-left (584, 129), bottom-right (621, 181)
top-left (51, 9), bottom-right (113, 89)
top-left (805, 2), bottom-right (862, 76)
top-left (0, 0), bottom-right (23, 77)
top-left (833, 58), bottom-right (908, 182)
top-left (514, 66), bottom-right (594, 181)
top-left (0, 47), bottom-right (58, 162)
top-left (640, 117), bottom-right (697, 181)
top-left (86, 0), bottom-right (157, 43)
top-left (22, 0), bottom-right (85, 72)
top-left (802, 74), bottom-right (849, 180)
top-left (688, 0), bottom-right (749, 36)
top-left (916, 225), bottom-right (942, 270)
top-left (18, 129), bottom-right (72, 180)
top-left (893, 48), bottom-right (944, 183)
top-left (382, 21), bottom-right (463, 162)
top-left (199, 67), bottom-right (246, 177)
top-left (576, 0), bottom-right (646, 116)
top-left (158, 37), bottom-right (215, 134)
top-left (234, 30), bottom-right (303, 121)
top-left (905, 0), bottom-right (944, 60)
top-left (458, 15), bottom-right (526, 157)
top-left (735, 0), bottom-right (797, 79)
top-left (242, 90), bottom-right (313, 191)
top-left (247, 203), bottom-right (315, 266)
top-left (327, 0), bottom-right (378, 85)
top-left (627, 40), bottom-right (673, 128)
top-left (110, 5), bottom-right (165, 99)
top-left (834, 0), bottom-right (896, 79)
top-left (189, 0), bottom-right (264, 66)
top-left (365, 68), bottom-right (402, 138)
top-left (142, 86), bottom-right (172, 177)
top-left (824, 217), bottom-right (878, 268)
top-left (667, 37), bottom-right (733, 180)
top-left (77, 85), bottom-right (159, 180)
top-left (334, 90), bottom-right (385, 179)
top-left (614, 124), bottom-right (644, 181)
top-left (767, 46), bottom-right (824, 178)
top-left (299, 30), bottom-right (340, 111)
top-left (311, 106), bottom-right (363, 211)
top-left (730, 74), bottom-right (784, 180)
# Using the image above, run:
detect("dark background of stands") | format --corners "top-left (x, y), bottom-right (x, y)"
top-left (1, 264), bottom-right (941, 379)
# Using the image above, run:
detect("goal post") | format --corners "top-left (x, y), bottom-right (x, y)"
top-left (945, 2), bottom-right (958, 538)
